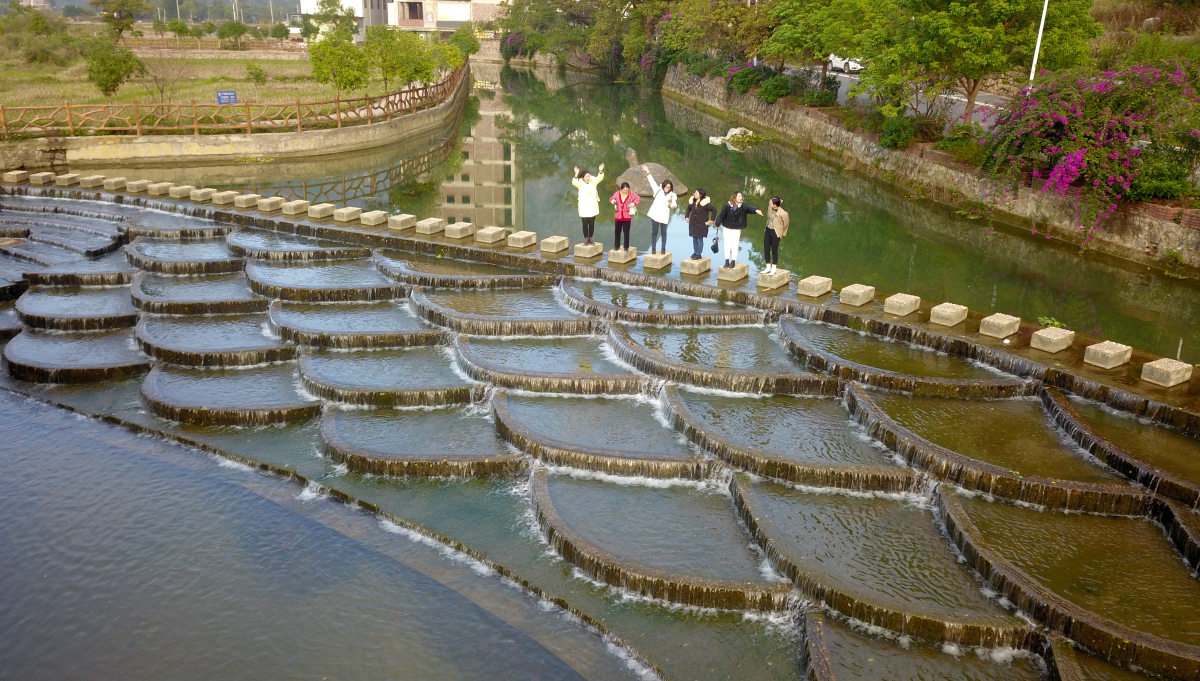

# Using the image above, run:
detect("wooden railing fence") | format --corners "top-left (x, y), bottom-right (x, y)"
top-left (0, 62), bottom-right (466, 139)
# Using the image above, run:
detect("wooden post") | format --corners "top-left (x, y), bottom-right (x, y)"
top-left (245, 101), bottom-right (252, 134)
top-left (295, 100), bottom-right (302, 132)
top-left (335, 94), bottom-right (342, 128)
top-left (65, 102), bottom-right (74, 135)
top-left (0, 105), bottom-right (7, 137)
top-left (367, 94), bottom-right (373, 125)
top-left (134, 101), bottom-right (141, 136)
top-left (192, 102), bottom-right (199, 135)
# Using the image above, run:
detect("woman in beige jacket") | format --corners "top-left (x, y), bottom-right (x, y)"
top-left (763, 197), bottom-right (789, 275)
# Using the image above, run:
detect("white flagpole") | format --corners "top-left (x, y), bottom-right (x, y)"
top-left (1029, 0), bottom-right (1050, 81)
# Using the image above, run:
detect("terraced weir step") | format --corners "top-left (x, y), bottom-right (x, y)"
top-left (245, 259), bottom-right (406, 302)
top-left (141, 364), bottom-right (320, 426)
top-left (299, 347), bottom-right (480, 407)
top-left (135, 313), bottom-right (294, 367)
top-left (454, 335), bottom-right (648, 395)
top-left (320, 406), bottom-right (521, 477)
top-left (5, 328), bottom-right (150, 383)
top-left (27, 251), bottom-right (135, 286)
top-left (267, 300), bottom-right (442, 349)
top-left (561, 278), bottom-right (764, 326)
top-left (226, 228), bottom-right (371, 261)
top-left (375, 250), bottom-right (554, 289)
top-left (123, 210), bottom-right (230, 240)
top-left (131, 272), bottom-right (267, 314)
top-left (412, 287), bottom-right (599, 336)
top-left (125, 238), bottom-right (242, 275)
top-left (16, 285), bottom-right (138, 330)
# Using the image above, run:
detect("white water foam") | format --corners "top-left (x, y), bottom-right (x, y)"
top-left (543, 464), bottom-right (726, 492)
top-left (295, 482), bottom-right (326, 501)
top-left (378, 518), bottom-right (497, 577)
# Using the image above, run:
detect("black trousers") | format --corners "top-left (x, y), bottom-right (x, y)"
top-left (614, 220), bottom-right (631, 249)
top-left (581, 216), bottom-right (596, 240)
top-left (764, 228), bottom-right (780, 265)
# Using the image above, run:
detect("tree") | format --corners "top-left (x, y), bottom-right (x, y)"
top-left (201, 20), bottom-right (215, 35)
top-left (269, 21), bottom-right (288, 41)
top-left (429, 42), bottom-right (463, 73)
top-left (760, 0), bottom-right (867, 81)
top-left (140, 49), bottom-right (187, 100)
top-left (82, 34), bottom-right (146, 97)
top-left (216, 19), bottom-right (247, 48)
top-left (245, 61), bottom-right (267, 98)
top-left (89, 0), bottom-right (153, 40)
top-left (364, 25), bottom-right (435, 93)
top-left (310, 0), bottom-right (356, 37)
top-left (167, 17), bottom-right (188, 43)
top-left (62, 5), bottom-right (96, 18)
top-left (448, 22), bottom-right (480, 56)
top-left (188, 23), bottom-right (204, 46)
top-left (152, 17), bottom-right (167, 39)
top-left (310, 34), bottom-right (369, 96)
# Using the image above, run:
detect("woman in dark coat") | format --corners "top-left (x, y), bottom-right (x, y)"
top-left (684, 188), bottom-right (716, 260)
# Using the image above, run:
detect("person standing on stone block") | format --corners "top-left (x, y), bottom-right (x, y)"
top-left (713, 191), bottom-right (763, 269)
top-left (685, 188), bottom-right (716, 260)
top-left (610, 181), bottom-right (641, 252)
top-left (641, 165), bottom-right (677, 255)
top-left (572, 163), bottom-right (605, 245)
top-left (763, 197), bottom-right (788, 275)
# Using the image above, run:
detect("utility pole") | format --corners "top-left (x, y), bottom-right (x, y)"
top-left (1029, 0), bottom-right (1049, 81)
top-left (269, 0), bottom-right (274, 23)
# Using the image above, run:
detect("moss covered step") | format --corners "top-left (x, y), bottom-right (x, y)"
top-left (943, 490), bottom-right (1200, 679)
top-left (226, 228), bottom-right (370, 261)
top-left (493, 391), bottom-right (710, 479)
top-left (245, 259), bottom-right (406, 302)
top-left (123, 210), bottom-right (232, 239)
top-left (665, 387), bottom-right (911, 492)
top-left (319, 406), bottom-right (522, 477)
top-left (16, 285), bottom-right (137, 330)
top-left (454, 335), bottom-right (649, 395)
top-left (141, 364), bottom-right (319, 426)
top-left (131, 272), bottom-right (267, 314)
top-left (411, 288), bottom-right (601, 336)
top-left (124, 238), bottom-right (242, 274)
top-left (781, 317), bottom-right (1034, 398)
top-left (532, 468), bottom-right (792, 611)
top-left (267, 300), bottom-right (442, 349)
top-left (26, 250), bottom-right (136, 286)
top-left (135, 313), bottom-right (295, 367)
top-left (731, 475), bottom-right (1029, 648)
top-left (4, 328), bottom-right (150, 383)
top-left (608, 324), bottom-right (839, 395)
top-left (299, 347), bottom-right (480, 407)
top-left (561, 278), bottom-right (764, 326)
top-left (374, 249), bottom-right (554, 289)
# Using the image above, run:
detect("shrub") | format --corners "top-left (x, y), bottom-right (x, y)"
top-left (879, 115), bottom-right (915, 149)
top-left (934, 124), bottom-right (988, 166)
top-left (728, 65), bottom-right (774, 94)
top-left (757, 75), bottom-right (791, 103)
top-left (801, 88), bottom-right (837, 107)
top-left (1126, 150), bottom-right (1194, 202)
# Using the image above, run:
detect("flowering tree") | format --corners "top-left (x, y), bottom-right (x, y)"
top-left (985, 61), bottom-right (1200, 237)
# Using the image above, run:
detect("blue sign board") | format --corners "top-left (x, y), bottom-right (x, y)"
top-left (216, 91), bottom-right (238, 105)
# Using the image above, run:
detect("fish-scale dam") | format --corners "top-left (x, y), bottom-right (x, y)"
top-left (0, 183), bottom-right (1197, 681)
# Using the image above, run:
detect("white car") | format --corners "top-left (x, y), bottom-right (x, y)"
top-left (828, 55), bottom-right (864, 74)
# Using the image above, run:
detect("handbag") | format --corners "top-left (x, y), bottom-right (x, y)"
top-left (710, 236), bottom-right (719, 254)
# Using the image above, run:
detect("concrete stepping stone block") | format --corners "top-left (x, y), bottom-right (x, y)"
top-left (415, 217), bottom-right (445, 234)
top-left (232, 193), bottom-right (261, 208)
top-left (3, 170), bottom-right (29, 183)
top-left (445, 222), bottom-right (475, 239)
top-left (281, 200), bottom-right (310, 215)
top-left (103, 177), bottom-right (127, 191)
top-left (884, 292), bottom-right (920, 316)
top-left (797, 275), bottom-right (832, 298)
top-left (929, 302), bottom-right (967, 327)
top-left (839, 283), bottom-right (875, 306)
top-left (168, 185), bottom-right (196, 199)
top-left (147, 182), bottom-right (174, 196)
top-left (757, 268), bottom-right (789, 290)
top-left (126, 179), bottom-right (150, 193)
top-left (211, 190), bottom-right (238, 205)
top-left (388, 214), bottom-right (416, 231)
top-left (190, 188), bottom-right (215, 201)
top-left (980, 313), bottom-right (1020, 339)
top-left (307, 203), bottom-right (335, 218)
top-left (79, 175), bottom-right (105, 188)
top-left (360, 210), bottom-right (388, 226)
top-left (29, 172), bottom-right (55, 185)
top-left (680, 256), bottom-right (710, 275)
top-left (1031, 327), bottom-right (1074, 354)
top-left (333, 206), bottom-right (362, 222)
top-left (54, 173), bottom-right (81, 187)
top-left (573, 242), bottom-right (603, 258)
top-left (476, 226), bottom-right (509, 243)
top-left (541, 235), bottom-right (569, 253)
top-left (1084, 340), bottom-right (1132, 369)
top-left (644, 252), bottom-right (671, 270)
top-left (507, 230), bottom-right (537, 248)
top-left (608, 247), bottom-right (637, 264)
top-left (1142, 357), bottom-right (1193, 388)
top-left (717, 261), bottom-right (749, 282)
top-left (257, 196), bottom-right (285, 212)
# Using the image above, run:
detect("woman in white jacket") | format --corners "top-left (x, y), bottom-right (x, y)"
top-left (571, 163), bottom-right (605, 245)
top-left (641, 164), bottom-right (677, 255)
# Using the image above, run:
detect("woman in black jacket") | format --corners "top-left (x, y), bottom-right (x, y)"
top-left (684, 188), bottom-right (716, 260)
top-left (713, 191), bottom-right (763, 268)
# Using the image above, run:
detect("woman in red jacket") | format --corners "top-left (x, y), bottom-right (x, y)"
top-left (609, 182), bottom-right (641, 252)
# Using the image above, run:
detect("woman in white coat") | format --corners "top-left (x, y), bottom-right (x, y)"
top-left (571, 163), bottom-right (605, 245)
top-left (641, 164), bottom-right (677, 255)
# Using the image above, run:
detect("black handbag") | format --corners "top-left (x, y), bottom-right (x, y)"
top-left (710, 237), bottom-right (719, 254)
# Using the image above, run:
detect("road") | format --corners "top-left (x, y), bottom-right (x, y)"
top-left (827, 71), bottom-right (1013, 127)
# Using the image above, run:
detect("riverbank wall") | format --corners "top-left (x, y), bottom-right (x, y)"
top-left (662, 64), bottom-right (1200, 273)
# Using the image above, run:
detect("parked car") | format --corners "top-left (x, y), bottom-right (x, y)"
top-left (828, 55), bottom-right (864, 73)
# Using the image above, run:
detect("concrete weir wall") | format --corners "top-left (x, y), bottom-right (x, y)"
top-left (0, 66), bottom-right (471, 171)
top-left (661, 64), bottom-right (1200, 271)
